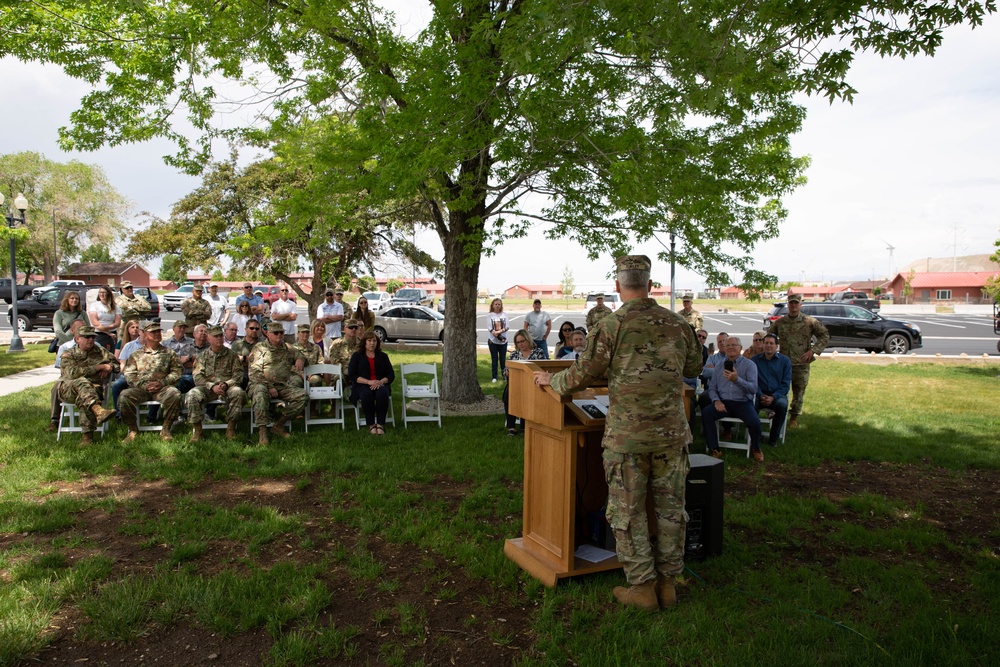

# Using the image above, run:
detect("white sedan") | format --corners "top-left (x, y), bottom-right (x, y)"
top-left (373, 305), bottom-right (445, 342)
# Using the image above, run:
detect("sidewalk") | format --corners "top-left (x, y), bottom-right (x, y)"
top-left (0, 364), bottom-right (60, 397)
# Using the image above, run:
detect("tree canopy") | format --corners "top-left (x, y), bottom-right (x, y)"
top-left (3, 0), bottom-right (992, 399)
top-left (0, 152), bottom-right (129, 282)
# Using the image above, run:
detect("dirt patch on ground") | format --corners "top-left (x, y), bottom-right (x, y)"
top-left (8, 460), bottom-right (999, 665)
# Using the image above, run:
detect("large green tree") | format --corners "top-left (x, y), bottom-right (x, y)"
top-left (3, 0), bottom-right (991, 400)
top-left (0, 152), bottom-right (129, 282)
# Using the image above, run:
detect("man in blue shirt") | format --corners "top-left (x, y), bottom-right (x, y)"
top-left (752, 333), bottom-right (791, 447)
top-left (702, 336), bottom-right (763, 461)
top-left (234, 282), bottom-right (265, 322)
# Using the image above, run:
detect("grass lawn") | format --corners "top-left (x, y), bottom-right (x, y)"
top-left (1, 353), bottom-right (998, 666)
top-left (0, 343), bottom-right (55, 379)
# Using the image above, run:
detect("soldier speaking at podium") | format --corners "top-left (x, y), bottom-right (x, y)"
top-left (534, 255), bottom-right (702, 611)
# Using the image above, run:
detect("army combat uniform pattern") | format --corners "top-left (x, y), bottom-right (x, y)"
top-left (180, 297), bottom-right (212, 328)
top-left (293, 341), bottom-right (325, 386)
top-left (326, 337), bottom-right (357, 382)
top-left (586, 303), bottom-right (613, 330)
top-left (767, 313), bottom-right (830, 418)
top-left (679, 307), bottom-right (704, 331)
top-left (248, 340), bottom-right (307, 425)
top-left (186, 346), bottom-right (247, 424)
top-left (551, 297), bottom-right (703, 585)
top-left (59, 345), bottom-right (121, 434)
top-left (118, 293), bottom-right (151, 322)
top-left (120, 346), bottom-right (184, 429)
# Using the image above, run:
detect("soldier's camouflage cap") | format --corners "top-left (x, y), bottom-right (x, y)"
top-left (615, 254), bottom-right (651, 272)
top-left (120, 281), bottom-right (133, 289)
top-left (77, 325), bottom-right (97, 338)
top-left (682, 293), bottom-right (694, 300)
top-left (787, 293), bottom-right (803, 303)
top-left (296, 324), bottom-right (311, 333)
top-left (265, 322), bottom-right (285, 333)
top-left (142, 321), bottom-right (163, 333)
top-left (173, 320), bottom-right (188, 328)
top-left (344, 318), bottom-right (359, 328)
top-left (192, 284), bottom-right (204, 292)
top-left (335, 289), bottom-right (344, 295)
top-left (206, 325), bottom-right (224, 336)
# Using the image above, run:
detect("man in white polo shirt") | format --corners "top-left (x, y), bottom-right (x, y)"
top-left (270, 287), bottom-right (298, 343)
top-left (317, 288), bottom-right (344, 339)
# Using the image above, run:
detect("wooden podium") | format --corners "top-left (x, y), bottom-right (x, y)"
top-left (502, 359), bottom-right (621, 587)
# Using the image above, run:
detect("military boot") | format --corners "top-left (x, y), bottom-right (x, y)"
top-left (270, 416), bottom-right (291, 439)
top-left (655, 577), bottom-right (677, 609)
top-left (122, 430), bottom-right (138, 444)
top-left (190, 423), bottom-right (203, 443)
top-left (91, 404), bottom-right (116, 425)
top-left (160, 424), bottom-right (173, 441)
top-left (789, 416), bottom-right (799, 429)
top-left (225, 421), bottom-right (238, 440)
top-left (258, 425), bottom-right (270, 445)
top-left (612, 581), bottom-right (659, 612)
top-left (80, 432), bottom-right (94, 446)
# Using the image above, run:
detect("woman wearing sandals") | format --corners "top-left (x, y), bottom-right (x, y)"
top-left (348, 330), bottom-right (395, 435)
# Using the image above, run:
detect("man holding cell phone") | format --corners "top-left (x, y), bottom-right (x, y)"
top-left (701, 336), bottom-right (763, 461)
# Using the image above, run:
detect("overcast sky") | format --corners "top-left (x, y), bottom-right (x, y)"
top-left (1, 8), bottom-right (997, 293)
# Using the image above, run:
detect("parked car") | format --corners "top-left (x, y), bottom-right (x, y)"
top-left (32, 279), bottom-right (85, 297)
top-left (7, 285), bottom-right (105, 332)
top-left (994, 302), bottom-right (999, 354)
top-left (361, 291), bottom-right (393, 312)
top-left (437, 296), bottom-right (445, 314)
top-left (114, 285), bottom-right (161, 320)
top-left (763, 302), bottom-right (922, 354)
top-left (373, 305), bottom-right (445, 342)
top-left (390, 288), bottom-right (433, 307)
top-left (825, 290), bottom-right (880, 312)
top-left (0, 278), bottom-right (36, 304)
top-left (583, 293), bottom-right (620, 314)
top-left (162, 283), bottom-right (195, 311)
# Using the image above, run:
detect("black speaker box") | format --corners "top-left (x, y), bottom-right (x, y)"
top-left (685, 453), bottom-right (724, 560)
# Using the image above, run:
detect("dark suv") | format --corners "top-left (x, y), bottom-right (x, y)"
top-left (7, 285), bottom-right (161, 332)
top-left (763, 302), bottom-right (922, 354)
top-left (391, 288), bottom-right (433, 307)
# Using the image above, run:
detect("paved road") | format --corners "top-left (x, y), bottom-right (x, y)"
top-left (4, 304), bottom-right (998, 356)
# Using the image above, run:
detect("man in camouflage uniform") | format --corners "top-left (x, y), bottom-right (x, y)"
top-left (58, 325), bottom-right (119, 445)
top-left (186, 325), bottom-right (246, 442)
top-left (586, 294), bottom-right (613, 330)
top-left (180, 283), bottom-right (212, 328)
top-left (232, 318), bottom-right (263, 387)
top-left (293, 323), bottom-right (325, 385)
top-left (767, 293), bottom-right (829, 428)
top-left (535, 255), bottom-right (702, 611)
top-left (678, 294), bottom-right (703, 330)
top-left (117, 281), bottom-right (151, 322)
top-left (120, 321), bottom-right (184, 442)
top-left (327, 318), bottom-right (360, 385)
top-left (248, 322), bottom-right (307, 444)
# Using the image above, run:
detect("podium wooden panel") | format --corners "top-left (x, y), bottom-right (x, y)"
top-left (503, 360), bottom-right (620, 586)
top-left (503, 360), bottom-right (695, 587)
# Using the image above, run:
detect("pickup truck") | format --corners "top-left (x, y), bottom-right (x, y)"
top-left (826, 290), bottom-right (880, 312)
top-left (0, 278), bottom-right (36, 304)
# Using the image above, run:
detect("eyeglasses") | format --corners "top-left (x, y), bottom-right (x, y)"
top-left (697, 334), bottom-right (707, 339)
top-left (753, 338), bottom-right (763, 342)
top-left (247, 327), bottom-right (260, 331)
top-left (347, 325), bottom-right (359, 330)
top-left (281, 289), bottom-right (288, 292)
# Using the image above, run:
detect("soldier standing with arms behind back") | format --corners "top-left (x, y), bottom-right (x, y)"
top-left (58, 325), bottom-right (119, 445)
top-left (678, 293), bottom-right (703, 330)
top-left (586, 294), bottom-right (613, 330)
top-left (181, 284), bottom-right (212, 329)
top-left (767, 293), bottom-right (829, 428)
top-left (535, 255), bottom-right (703, 611)
top-left (117, 282), bottom-right (151, 322)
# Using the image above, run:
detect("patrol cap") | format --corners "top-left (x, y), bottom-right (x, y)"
top-left (787, 293), bottom-right (803, 303)
top-left (682, 293), bottom-right (694, 301)
top-left (206, 325), bottom-right (224, 336)
top-left (77, 325), bottom-right (98, 338)
top-left (265, 322), bottom-right (285, 334)
top-left (344, 318), bottom-right (359, 329)
top-left (173, 320), bottom-right (188, 328)
top-left (121, 281), bottom-right (133, 289)
top-left (335, 289), bottom-right (344, 296)
top-left (615, 254), bottom-right (651, 273)
top-left (296, 323), bottom-right (311, 333)
top-left (142, 321), bottom-right (163, 333)
top-left (192, 284), bottom-right (204, 292)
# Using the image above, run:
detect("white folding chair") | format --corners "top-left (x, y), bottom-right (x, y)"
top-left (303, 364), bottom-right (345, 432)
top-left (352, 397), bottom-right (395, 429)
top-left (250, 399), bottom-right (295, 433)
top-left (714, 417), bottom-right (751, 458)
top-left (400, 363), bottom-right (442, 428)
top-left (57, 404), bottom-right (108, 441)
top-left (136, 401), bottom-right (164, 431)
top-left (759, 410), bottom-right (787, 445)
top-left (200, 399), bottom-right (230, 431)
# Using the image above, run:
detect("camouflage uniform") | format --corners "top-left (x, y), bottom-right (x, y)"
top-left (180, 296), bottom-right (212, 328)
top-left (248, 339), bottom-right (307, 425)
top-left (768, 311), bottom-right (829, 419)
top-left (118, 292), bottom-right (151, 322)
top-left (120, 346), bottom-right (184, 429)
top-left (550, 294), bottom-right (703, 586)
top-left (293, 340), bottom-right (325, 386)
top-left (679, 306), bottom-right (703, 331)
top-left (59, 342), bottom-right (120, 434)
top-left (186, 345), bottom-right (247, 424)
top-left (586, 303), bottom-right (613, 330)
top-left (326, 337), bottom-right (357, 381)
top-left (231, 337), bottom-right (260, 387)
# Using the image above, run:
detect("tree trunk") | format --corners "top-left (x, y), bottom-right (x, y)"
top-left (440, 209), bottom-right (486, 404)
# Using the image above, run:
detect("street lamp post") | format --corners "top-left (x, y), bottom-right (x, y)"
top-left (669, 231), bottom-right (676, 312)
top-left (2, 193), bottom-right (29, 353)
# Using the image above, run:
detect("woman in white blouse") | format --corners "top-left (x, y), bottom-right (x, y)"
top-left (88, 285), bottom-right (121, 351)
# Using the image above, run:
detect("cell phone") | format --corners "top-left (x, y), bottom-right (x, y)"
top-left (724, 360), bottom-right (735, 372)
